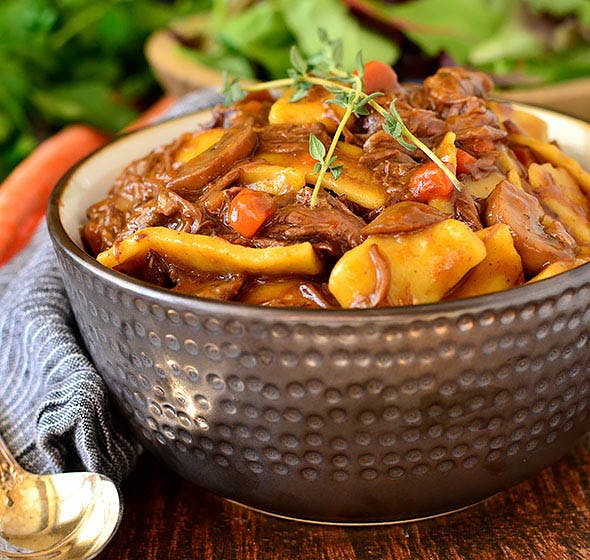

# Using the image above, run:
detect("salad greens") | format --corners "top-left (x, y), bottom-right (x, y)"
top-left (361, 0), bottom-right (590, 86)
top-left (180, 0), bottom-right (589, 88)
top-left (0, 0), bottom-right (211, 180)
top-left (179, 0), bottom-right (399, 79)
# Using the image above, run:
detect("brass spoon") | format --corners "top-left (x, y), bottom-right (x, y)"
top-left (0, 433), bottom-right (121, 559)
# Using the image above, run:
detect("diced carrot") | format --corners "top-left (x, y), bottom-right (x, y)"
top-left (456, 148), bottom-right (477, 174)
top-left (0, 125), bottom-right (111, 265)
top-left (229, 188), bottom-right (275, 238)
top-left (409, 162), bottom-right (454, 202)
top-left (362, 60), bottom-right (398, 95)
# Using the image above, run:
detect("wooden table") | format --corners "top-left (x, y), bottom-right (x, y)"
top-left (99, 436), bottom-right (589, 560)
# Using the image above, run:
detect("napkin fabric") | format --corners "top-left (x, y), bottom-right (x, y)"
top-left (0, 88), bottom-right (222, 484)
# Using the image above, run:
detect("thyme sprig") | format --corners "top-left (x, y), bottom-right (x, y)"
top-left (309, 133), bottom-right (343, 180)
top-left (221, 31), bottom-right (460, 206)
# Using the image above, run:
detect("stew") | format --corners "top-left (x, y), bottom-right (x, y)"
top-left (83, 66), bottom-right (590, 309)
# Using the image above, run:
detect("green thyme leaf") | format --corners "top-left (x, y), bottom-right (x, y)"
top-left (309, 133), bottom-right (326, 162)
top-left (325, 97), bottom-right (349, 110)
top-left (388, 100), bottom-right (406, 126)
top-left (289, 80), bottom-right (312, 102)
top-left (352, 91), bottom-right (383, 116)
top-left (222, 72), bottom-right (247, 106)
top-left (330, 163), bottom-right (343, 180)
top-left (331, 39), bottom-right (343, 70)
top-left (313, 161), bottom-right (322, 174)
top-left (355, 51), bottom-right (364, 78)
top-left (310, 28), bottom-right (343, 72)
top-left (289, 45), bottom-right (308, 76)
top-left (384, 120), bottom-right (415, 151)
top-left (383, 101), bottom-right (416, 151)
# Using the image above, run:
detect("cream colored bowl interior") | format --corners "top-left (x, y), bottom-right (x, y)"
top-left (59, 105), bottom-right (590, 249)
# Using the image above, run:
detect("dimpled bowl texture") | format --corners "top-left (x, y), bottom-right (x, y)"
top-left (47, 106), bottom-right (590, 523)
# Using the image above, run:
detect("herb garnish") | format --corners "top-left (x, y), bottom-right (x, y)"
top-left (222, 30), bottom-right (460, 207)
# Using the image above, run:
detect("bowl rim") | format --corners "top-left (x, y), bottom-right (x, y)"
top-left (47, 106), bottom-right (590, 322)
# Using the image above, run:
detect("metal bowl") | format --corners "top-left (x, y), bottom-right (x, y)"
top-left (47, 106), bottom-right (590, 523)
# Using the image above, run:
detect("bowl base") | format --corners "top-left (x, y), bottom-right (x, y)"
top-left (223, 494), bottom-right (490, 526)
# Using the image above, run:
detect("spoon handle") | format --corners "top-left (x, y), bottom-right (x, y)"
top-left (0, 432), bottom-right (26, 489)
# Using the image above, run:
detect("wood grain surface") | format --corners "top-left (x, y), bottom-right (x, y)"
top-left (99, 436), bottom-right (589, 560)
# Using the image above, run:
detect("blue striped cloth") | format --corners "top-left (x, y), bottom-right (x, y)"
top-left (0, 89), bottom-right (222, 484)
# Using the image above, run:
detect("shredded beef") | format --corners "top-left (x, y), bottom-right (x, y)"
top-left (424, 67), bottom-right (494, 107)
top-left (263, 188), bottom-right (365, 257)
top-left (458, 152), bottom-right (499, 181)
top-left (373, 160), bottom-right (419, 205)
top-left (171, 272), bottom-right (245, 300)
top-left (454, 187), bottom-right (483, 231)
top-left (443, 97), bottom-right (506, 155)
top-left (396, 101), bottom-right (446, 143)
top-left (360, 131), bottom-right (417, 167)
top-left (115, 187), bottom-right (204, 242)
top-left (258, 123), bottom-right (330, 154)
top-left (84, 134), bottom-right (190, 253)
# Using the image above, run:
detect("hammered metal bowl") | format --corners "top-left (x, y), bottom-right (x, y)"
top-left (47, 107), bottom-right (590, 523)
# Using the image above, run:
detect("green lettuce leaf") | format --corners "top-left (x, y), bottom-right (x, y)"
top-left (373, 0), bottom-right (511, 63)
top-left (482, 42), bottom-right (590, 84)
top-left (278, 0), bottom-right (399, 70)
top-left (469, 5), bottom-right (545, 65)
top-left (218, 1), bottom-right (294, 79)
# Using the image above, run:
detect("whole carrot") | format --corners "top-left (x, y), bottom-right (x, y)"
top-left (124, 95), bottom-right (177, 131)
top-left (0, 95), bottom-right (178, 265)
top-left (0, 125), bottom-right (110, 265)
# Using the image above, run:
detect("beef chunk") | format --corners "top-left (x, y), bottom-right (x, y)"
top-left (263, 188), bottom-right (365, 257)
top-left (84, 195), bottom-right (133, 255)
top-left (396, 102), bottom-right (446, 143)
top-left (115, 187), bottom-right (204, 242)
top-left (360, 131), bottom-right (417, 168)
top-left (444, 97), bottom-right (506, 155)
top-left (171, 272), bottom-right (245, 300)
top-left (454, 187), bottom-right (483, 231)
top-left (258, 123), bottom-right (331, 154)
top-left (424, 67), bottom-right (494, 107)
top-left (373, 160), bottom-right (420, 205)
